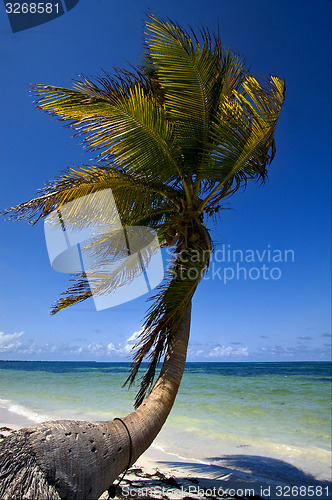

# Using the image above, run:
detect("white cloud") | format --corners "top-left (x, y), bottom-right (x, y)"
top-left (0, 331), bottom-right (24, 351)
top-left (257, 344), bottom-right (329, 358)
top-left (0, 329), bottom-right (330, 362)
top-left (124, 330), bottom-right (140, 354)
top-left (0, 326), bottom-right (145, 360)
top-left (107, 342), bottom-right (116, 352)
top-left (195, 349), bottom-right (204, 356)
top-left (87, 343), bottom-right (105, 353)
top-left (208, 345), bottom-right (249, 358)
top-left (106, 330), bottom-right (141, 356)
top-left (106, 342), bottom-right (125, 355)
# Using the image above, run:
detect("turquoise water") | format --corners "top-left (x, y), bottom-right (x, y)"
top-left (0, 361), bottom-right (331, 482)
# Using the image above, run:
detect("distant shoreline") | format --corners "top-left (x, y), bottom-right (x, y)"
top-left (1, 359), bottom-right (330, 364)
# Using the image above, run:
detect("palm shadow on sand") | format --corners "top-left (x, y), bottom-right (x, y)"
top-left (148, 455), bottom-right (332, 500)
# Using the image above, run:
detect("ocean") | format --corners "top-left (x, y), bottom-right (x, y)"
top-left (0, 361), bottom-right (331, 485)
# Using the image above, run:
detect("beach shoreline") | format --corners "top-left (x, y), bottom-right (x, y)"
top-left (1, 408), bottom-right (331, 500)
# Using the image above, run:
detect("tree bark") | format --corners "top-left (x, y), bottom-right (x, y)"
top-left (0, 302), bottom-right (191, 500)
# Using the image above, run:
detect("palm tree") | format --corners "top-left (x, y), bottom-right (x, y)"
top-left (0, 14), bottom-right (285, 499)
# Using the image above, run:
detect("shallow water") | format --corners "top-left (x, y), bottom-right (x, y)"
top-left (0, 360), bottom-right (331, 481)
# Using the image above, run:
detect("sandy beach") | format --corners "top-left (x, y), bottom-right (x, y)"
top-left (1, 406), bottom-right (331, 500)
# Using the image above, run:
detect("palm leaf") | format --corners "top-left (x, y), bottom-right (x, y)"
top-left (2, 164), bottom-right (182, 224)
top-left (51, 224), bottom-right (162, 314)
top-left (125, 243), bottom-right (211, 408)
top-left (32, 79), bottom-right (183, 183)
top-left (199, 74), bottom-right (285, 207)
top-left (145, 15), bottom-right (223, 169)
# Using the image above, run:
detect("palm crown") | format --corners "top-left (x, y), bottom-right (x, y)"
top-left (5, 15), bottom-right (285, 406)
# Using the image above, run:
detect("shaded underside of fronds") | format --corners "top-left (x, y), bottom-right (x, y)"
top-left (2, 164), bottom-right (183, 226)
top-left (125, 243), bottom-right (211, 408)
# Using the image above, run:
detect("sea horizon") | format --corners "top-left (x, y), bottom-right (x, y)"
top-left (0, 359), bottom-right (330, 364)
top-left (1, 360), bottom-right (331, 484)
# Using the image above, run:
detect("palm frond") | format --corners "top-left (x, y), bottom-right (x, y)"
top-left (32, 79), bottom-right (182, 183)
top-left (125, 243), bottom-right (211, 408)
top-left (199, 74), bottom-right (285, 207)
top-left (145, 14), bottom-right (224, 170)
top-left (50, 273), bottom-right (92, 314)
top-left (2, 164), bottom-right (182, 224)
top-left (51, 225), bottom-right (161, 314)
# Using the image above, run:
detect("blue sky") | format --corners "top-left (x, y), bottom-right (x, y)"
top-left (0, 0), bottom-right (331, 362)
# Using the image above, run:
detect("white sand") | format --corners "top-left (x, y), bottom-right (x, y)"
top-left (0, 405), bottom-right (39, 429)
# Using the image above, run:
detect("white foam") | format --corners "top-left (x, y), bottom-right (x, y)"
top-left (152, 425), bottom-right (332, 482)
top-left (0, 398), bottom-right (53, 424)
top-left (151, 442), bottom-right (210, 466)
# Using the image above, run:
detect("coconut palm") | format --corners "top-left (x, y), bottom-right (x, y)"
top-left (0, 14), bottom-right (285, 499)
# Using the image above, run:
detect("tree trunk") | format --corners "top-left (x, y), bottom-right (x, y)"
top-left (0, 303), bottom-right (191, 500)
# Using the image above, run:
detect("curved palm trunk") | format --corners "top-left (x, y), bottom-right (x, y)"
top-left (0, 303), bottom-right (191, 500)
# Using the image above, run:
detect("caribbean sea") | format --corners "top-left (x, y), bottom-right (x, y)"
top-left (0, 361), bottom-right (331, 482)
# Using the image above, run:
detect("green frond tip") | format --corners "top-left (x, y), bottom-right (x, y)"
top-left (50, 274), bottom-right (92, 315)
